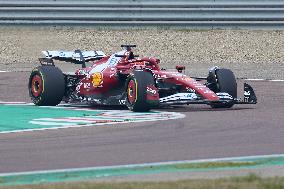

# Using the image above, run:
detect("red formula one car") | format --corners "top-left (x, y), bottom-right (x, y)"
top-left (29, 45), bottom-right (257, 112)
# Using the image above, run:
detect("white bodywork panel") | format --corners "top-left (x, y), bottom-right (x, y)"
top-left (216, 93), bottom-right (233, 100)
top-left (159, 93), bottom-right (198, 103)
top-left (89, 50), bottom-right (125, 74)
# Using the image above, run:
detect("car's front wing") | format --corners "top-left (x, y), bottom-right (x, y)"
top-left (159, 83), bottom-right (257, 106)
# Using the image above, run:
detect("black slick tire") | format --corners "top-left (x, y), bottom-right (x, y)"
top-left (29, 66), bottom-right (65, 106)
top-left (126, 70), bottom-right (157, 112)
top-left (210, 68), bottom-right (237, 108)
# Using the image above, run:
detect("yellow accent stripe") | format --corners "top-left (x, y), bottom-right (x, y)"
top-left (134, 78), bottom-right (138, 103)
top-left (39, 71), bottom-right (44, 94)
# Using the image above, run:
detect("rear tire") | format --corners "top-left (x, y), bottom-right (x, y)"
top-left (29, 66), bottom-right (65, 106)
top-left (126, 70), bottom-right (158, 112)
top-left (210, 68), bottom-right (237, 108)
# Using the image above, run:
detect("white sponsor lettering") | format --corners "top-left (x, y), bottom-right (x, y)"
top-left (147, 86), bottom-right (157, 95)
top-left (83, 83), bottom-right (91, 89)
top-left (119, 99), bottom-right (126, 105)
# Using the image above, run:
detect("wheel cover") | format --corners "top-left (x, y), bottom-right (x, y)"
top-left (127, 79), bottom-right (137, 104)
top-left (31, 75), bottom-right (43, 97)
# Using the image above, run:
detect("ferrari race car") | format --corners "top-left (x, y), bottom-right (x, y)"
top-left (28, 45), bottom-right (257, 112)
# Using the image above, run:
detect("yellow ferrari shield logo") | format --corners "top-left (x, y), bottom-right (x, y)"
top-left (92, 72), bottom-right (103, 86)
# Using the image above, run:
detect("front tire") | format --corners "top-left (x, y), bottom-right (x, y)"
top-left (29, 66), bottom-right (65, 106)
top-left (210, 68), bottom-right (237, 108)
top-left (126, 70), bottom-right (158, 112)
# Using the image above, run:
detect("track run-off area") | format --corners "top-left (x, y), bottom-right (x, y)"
top-left (0, 71), bottom-right (283, 185)
top-left (0, 103), bottom-right (184, 134)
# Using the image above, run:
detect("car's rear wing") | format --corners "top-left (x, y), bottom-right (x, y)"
top-left (39, 50), bottom-right (106, 68)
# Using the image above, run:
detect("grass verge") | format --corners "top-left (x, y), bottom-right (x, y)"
top-left (0, 174), bottom-right (283, 189)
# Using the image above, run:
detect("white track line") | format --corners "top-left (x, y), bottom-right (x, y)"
top-left (0, 153), bottom-right (283, 177)
top-left (0, 101), bottom-right (31, 104)
top-left (0, 71), bottom-right (8, 73)
top-left (269, 80), bottom-right (284, 82)
top-left (243, 78), bottom-right (284, 82)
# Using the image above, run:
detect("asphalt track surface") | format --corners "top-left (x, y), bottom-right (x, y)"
top-left (0, 72), bottom-right (283, 174)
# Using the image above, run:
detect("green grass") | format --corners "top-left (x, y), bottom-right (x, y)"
top-left (0, 161), bottom-right (262, 186)
top-left (169, 161), bottom-right (258, 169)
top-left (1, 174), bottom-right (284, 189)
top-left (131, 161), bottom-right (258, 172)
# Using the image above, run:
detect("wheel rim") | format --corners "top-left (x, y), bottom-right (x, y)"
top-left (31, 75), bottom-right (43, 97)
top-left (127, 79), bottom-right (137, 104)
